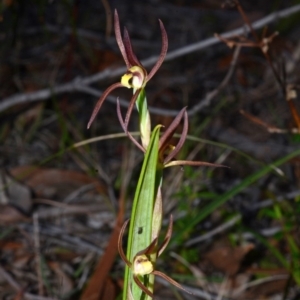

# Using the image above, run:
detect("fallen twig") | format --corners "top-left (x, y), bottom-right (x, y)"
top-left (0, 265), bottom-right (57, 300)
top-left (1, 4), bottom-right (300, 114)
top-left (33, 212), bottom-right (44, 296)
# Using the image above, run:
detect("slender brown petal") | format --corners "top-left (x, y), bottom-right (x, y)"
top-left (118, 219), bottom-right (132, 267)
top-left (87, 82), bottom-right (124, 129)
top-left (147, 20), bottom-right (168, 81)
top-left (164, 160), bottom-right (228, 168)
top-left (116, 98), bottom-right (145, 153)
top-left (114, 10), bottom-right (131, 68)
top-left (116, 98), bottom-right (126, 132)
top-left (158, 215), bottom-right (173, 257)
top-left (152, 270), bottom-right (193, 295)
top-left (124, 89), bottom-right (141, 132)
top-left (163, 110), bottom-right (188, 164)
top-left (159, 107), bottom-right (186, 153)
top-left (136, 238), bottom-right (158, 257)
top-left (123, 28), bottom-right (142, 67)
top-left (133, 275), bottom-right (153, 298)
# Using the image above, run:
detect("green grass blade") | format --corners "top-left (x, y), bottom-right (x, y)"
top-left (246, 228), bottom-right (289, 268)
top-left (172, 148), bottom-right (300, 245)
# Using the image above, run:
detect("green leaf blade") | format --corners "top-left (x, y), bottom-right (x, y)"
top-left (123, 125), bottom-right (161, 300)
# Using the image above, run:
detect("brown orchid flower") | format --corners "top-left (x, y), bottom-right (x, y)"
top-left (117, 101), bottom-right (226, 169)
top-left (87, 10), bottom-right (168, 130)
top-left (118, 215), bottom-right (193, 298)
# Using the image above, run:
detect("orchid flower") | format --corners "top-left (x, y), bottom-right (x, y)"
top-left (87, 10), bottom-right (168, 130)
top-left (118, 215), bottom-right (193, 298)
top-left (117, 102), bottom-right (225, 169)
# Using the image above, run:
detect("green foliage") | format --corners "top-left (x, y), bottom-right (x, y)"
top-left (172, 148), bottom-right (300, 246)
top-left (255, 196), bottom-right (300, 284)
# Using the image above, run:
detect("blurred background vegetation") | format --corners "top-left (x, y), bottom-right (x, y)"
top-left (0, 0), bottom-right (300, 299)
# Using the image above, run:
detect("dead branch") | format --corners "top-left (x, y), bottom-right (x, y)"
top-left (0, 4), bottom-right (300, 115)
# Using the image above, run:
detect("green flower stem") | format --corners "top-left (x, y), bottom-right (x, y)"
top-left (135, 88), bottom-right (151, 149)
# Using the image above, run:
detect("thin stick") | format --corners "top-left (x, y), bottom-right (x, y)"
top-left (33, 212), bottom-right (44, 296)
top-left (0, 265), bottom-right (21, 290)
top-left (188, 44), bottom-right (241, 116)
top-left (0, 265), bottom-right (56, 300)
top-left (1, 5), bottom-right (300, 113)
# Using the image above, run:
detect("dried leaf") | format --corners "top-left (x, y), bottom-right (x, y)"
top-left (0, 205), bottom-right (29, 224)
top-left (10, 166), bottom-right (106, 199)
top-left (0, 170), bottom-right (32, 213)
top-left (204, 244), bottom-right (254, 276)
top-left (100, 278), bottom-right (117, 300)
